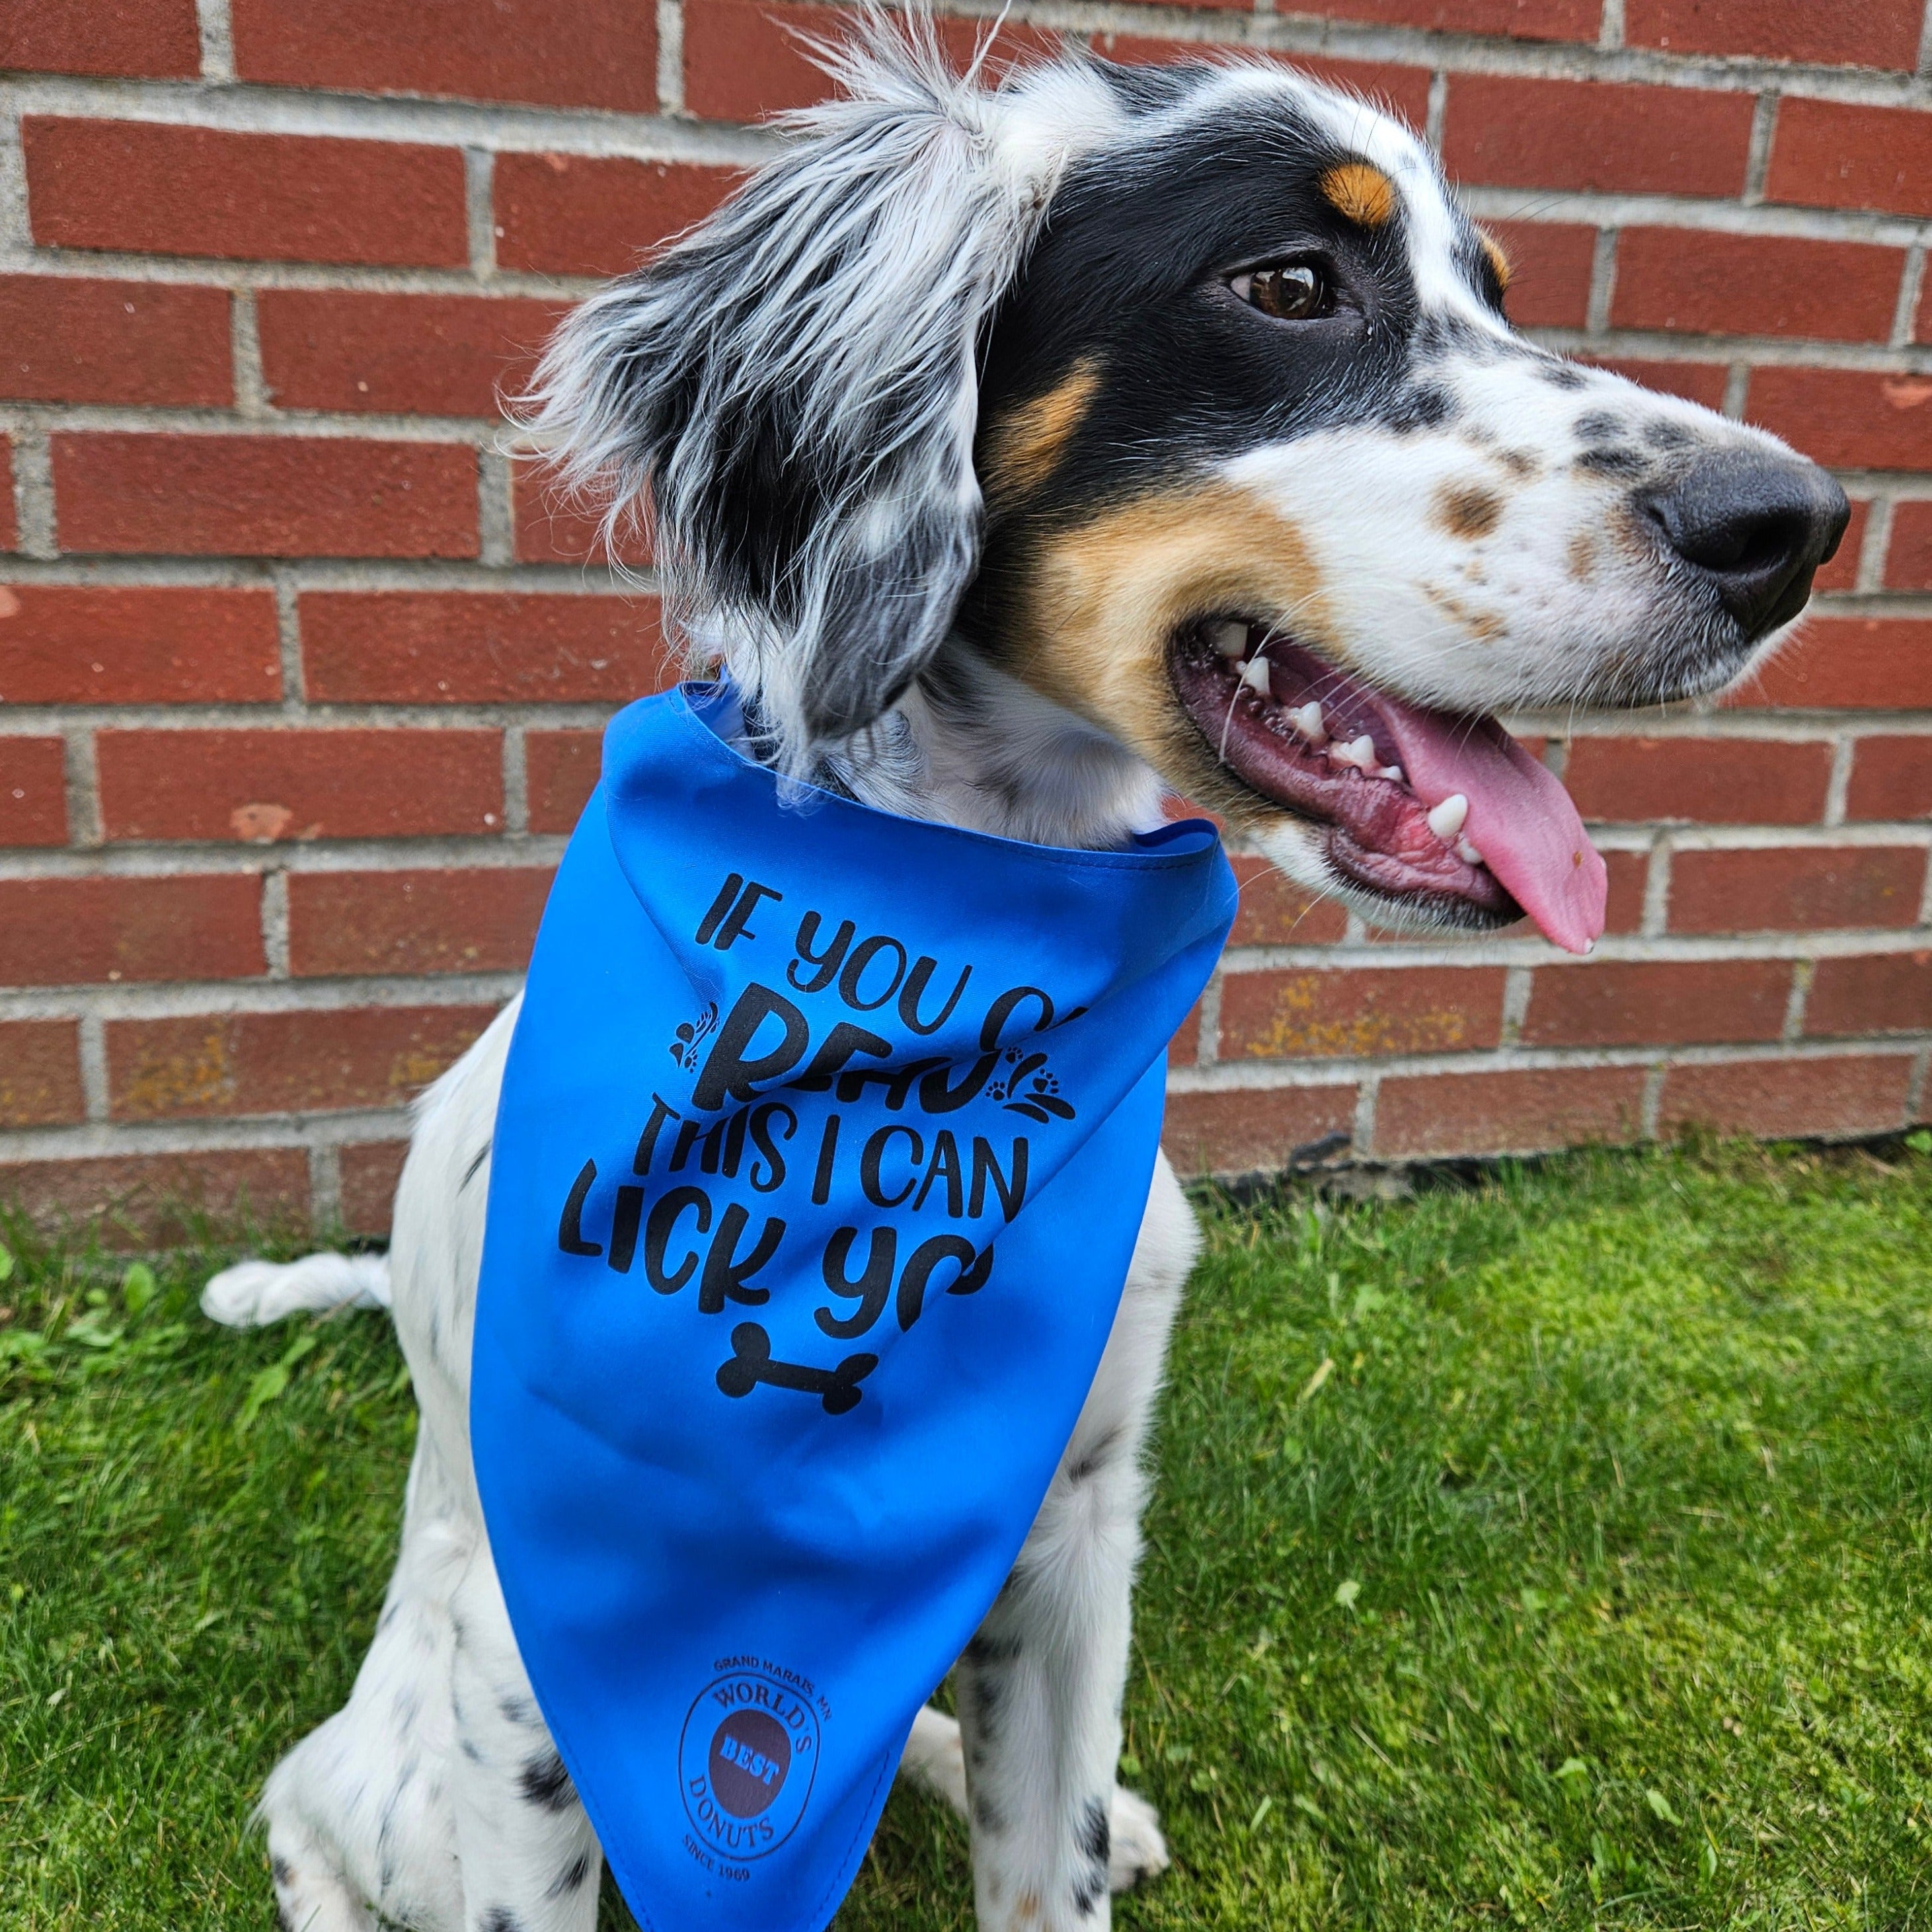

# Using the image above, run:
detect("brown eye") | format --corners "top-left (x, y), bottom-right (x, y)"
top-left (1233, 261), bottom-right (1332, 321)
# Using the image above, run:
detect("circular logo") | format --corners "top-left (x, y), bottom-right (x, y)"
top-left (679, 1668), bottom-right (820, 1860)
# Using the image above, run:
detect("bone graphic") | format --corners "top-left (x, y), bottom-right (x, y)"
top-left (715, 1322), bottom-right (878, 1415)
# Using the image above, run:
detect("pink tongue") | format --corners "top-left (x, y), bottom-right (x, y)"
top-left (1377, 699), bottom-right (1607, 954)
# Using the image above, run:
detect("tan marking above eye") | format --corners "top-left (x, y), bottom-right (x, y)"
top-left (979, 359), bottom-right (1102, 506)
top-left (1477, 229), bottom-right (1512, 294)
top-left (1432, 483), bottom-right (1504, 541)
top-left (1319, 161), bottom-right (1397, 230)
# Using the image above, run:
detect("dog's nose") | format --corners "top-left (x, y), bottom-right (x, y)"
top-left (1642, 451), bottom-right (1850, 641)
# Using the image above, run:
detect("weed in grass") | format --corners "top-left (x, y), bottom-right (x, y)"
top-left (3, 1141), bottom-right (1931, 1929)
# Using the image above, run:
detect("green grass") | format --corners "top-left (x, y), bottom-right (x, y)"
top-left (6, 1140), bottom-right (1932, 1929)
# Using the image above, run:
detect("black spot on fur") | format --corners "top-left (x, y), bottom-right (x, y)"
top-left (1574, 410), bottom-right (1627, 443)
top-left (548, 1851), bottom-right (594, 1897)
top-left (462, 1140), bottom-right (492, 1188)
top-left (1064, 1426), bottom-right (1124, 1486)
top-left (1386, 384), bottom-right (1455, 433)
top-left (1074, 1873), bottom-right (1107, 1915)
top-left (1537, 361), bottom-right (1588, 391)
top-left (1576, 445), bottom-right (1649, 479)
top-left (1079, 1797), bottom-right (1112, 1868)
top-left (518, 1748), bottom-right (578, 1812)
top-left (498, 1691), bottom-right (541, 1727)
top-left (973, 1789), bottom-right (1005, 1834)
top-left (270, 1856), bottom-right (293, 1886)
top-left (962, 1629), bottom-right (1023, 1667)
top-left (459, 1736), bottom-right (484, 1763)
top-left (480, 1911), bottom-right (526, 1932)
top-left (1645, 419), bottom-right (1695, 451)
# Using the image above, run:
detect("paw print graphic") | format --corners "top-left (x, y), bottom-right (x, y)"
top-left (998, 1049), bottom-right (1076, 1124)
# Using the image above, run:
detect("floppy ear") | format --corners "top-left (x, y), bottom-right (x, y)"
top-left (523, 16), bottom-right (1077, 772)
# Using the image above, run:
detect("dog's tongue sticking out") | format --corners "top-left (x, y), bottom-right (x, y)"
top-left (1376, 697), bottom-right (1607, 956)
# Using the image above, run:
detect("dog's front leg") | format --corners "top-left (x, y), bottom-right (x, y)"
top-left (445, 1540), bottom-right (603, 1932)
top-left (956, 1155), bottom-right (1196, 1929)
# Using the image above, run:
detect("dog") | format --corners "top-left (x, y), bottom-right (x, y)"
top-left (203, 20), bottom-right (1846, 1931)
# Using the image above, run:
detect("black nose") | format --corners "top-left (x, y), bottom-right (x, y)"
top-left (1642, 451), bottom-right (1850, 641)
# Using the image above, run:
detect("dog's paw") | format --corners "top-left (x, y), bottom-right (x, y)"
top-left (1108, 1784), bottom-right (1169, 1892)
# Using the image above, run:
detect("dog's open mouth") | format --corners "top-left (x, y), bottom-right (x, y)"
top-left (1169, 621), bottom-right (1608, 955)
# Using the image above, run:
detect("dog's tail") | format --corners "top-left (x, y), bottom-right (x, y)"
top-left (201, 1252), bottom-right (391, 1329)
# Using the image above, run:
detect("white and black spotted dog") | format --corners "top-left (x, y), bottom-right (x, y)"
top-left (205, 19), bottom-right (1845, 1932)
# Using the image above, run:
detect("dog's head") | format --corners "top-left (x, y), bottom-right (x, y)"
top-left (527, 16), bottom-right (1847, 955)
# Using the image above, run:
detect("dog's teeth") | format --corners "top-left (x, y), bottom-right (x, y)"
top-left (1239, 654), bottom-right (1272, 696)
top-left (1333, 734), bottom-right (1377, 769)
top-left (1210, 619), bottom-right (1249, 657)
top-left (1457, 837), bottom-right (1485, 867)
top-left (1291, 701), bottom-right (1327, 745)
top-left (1426, 793), bottom-right (1469, 840)
top-left (1377, 765), bottom-right (1405, 785)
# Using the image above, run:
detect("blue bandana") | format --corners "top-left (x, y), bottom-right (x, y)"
top-left (472, 683), bottom-right (1236, 1932)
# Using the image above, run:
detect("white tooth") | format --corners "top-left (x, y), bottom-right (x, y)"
top-left (1334, 734), bottom-right (1377, 769)
top-left (1426, 793), bottom-right (1469, 840)
top-left (1288, 703), bottom-right (1328, 745)
top-left (1377, 765), bottom-right (1405, 785)
top-left (1239, 654), bottom-right (1272, 696)
top-left (1457, 838), bottom-right (1485, 867)
top-left (1211, 619), bottom-right (1249, 656)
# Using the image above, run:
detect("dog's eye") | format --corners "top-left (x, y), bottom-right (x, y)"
top-left (1231, 260), bottom-right (1333, 321)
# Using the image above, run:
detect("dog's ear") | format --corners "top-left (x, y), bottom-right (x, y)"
top-left (524, 16), bottom-right (1083, 771)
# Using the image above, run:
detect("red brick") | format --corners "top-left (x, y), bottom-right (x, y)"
top-left (1094, 39), bottom-right (1433, 130)
top-left (1747, 369), bottom-right (1932, 473)
top-left (53, 433), bottom-right (479, 560)
top-left (0, 441), bottom-right (15, 552)
top-left (1, 1), bottom-right (199, 78)
top-left (1377, 1066), bottom-right (1646, 1157)
top-left (526, 729), bottom-right (604, 833)
top-left (1443, 77), bottom-right (1754, 198)
top-left (1884, 501), bottom-right (1932, 589)
top-left (1163, 1083), bottom-right (1358, 1179)
top-left (1220, 966), bottom-right (1504, 1060)
top-left (1766, 98), bottom-right (1932, 219)
top-left (287, 868), bottom-right (554, 977)
top-left (0, 1149), bottom-right (311, 1245)
top-left (1743, 618), bottom-right (1932, 711)
top-left (1611, 230), bottom-right (1903, 344)
top-left (0, 1021), bottom-right (84, 1127)
top-left (0, 736), bottom-right (68, 847)
top-left (0, 276), bottom-right (231, 406)
top-left (1168, 1001), bottom-right (1202, 1068)
top-left (1580, 356), bottom-right (1730, 410)
top-left (0, 585), bottom-right (281, 705)
top-left (1523, 958), bottom-right (1791, 1048)
top-left (1283, 0), bottom-right (1595, 38)
top-left (0, 874), bottom-right (263, 986)
top-left (1659, 1053), bottom-right (1912, 1139)
top-left (1845, 736), bottom-right (1932, 820)
top-left (340, 1140), bottom-right (409, 1237)
top-left (1564, 735), bottom-right (1832, 825)
top-left (1668, 845), bottom-right (1924, 934)
top-left (1627, 0), bottom-right (1921, 67)
top-left (300, 591), bottom-right (669, 704)
top-left (682, 1), bottom-right (1054, 122)
top-left (1813, 497), bottom-right (1867, 593)
top-left (257, 292), bottom-right (564, 419)
top-left (1806, 950), bottom-right (1932, 1037)
top-left (494, 153), bottom-right (742, 278)
top-left (1604, 849), bottom-right (1647, 935)
top-left (1228, 855), bottom-right (1349, 945)
top-left (108, 1005), bottom-right (496, 1120)
top-left (24, 119), bottom-right (467, 268)
top-left (232, 0), bottom-right (656, 111)
top-left (97, 728), bottom-right (503, 843)
top-left (514, 458), bottom-right (654, 567)
top-left (1483, 220), bottom-right (1596, 329)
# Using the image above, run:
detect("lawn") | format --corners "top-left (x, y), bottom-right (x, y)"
top-left (5, 1139), bottom-right (1932, 1929)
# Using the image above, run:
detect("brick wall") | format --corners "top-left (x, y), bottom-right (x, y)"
top-left (2, 0), bottom-right (1929, 1238)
